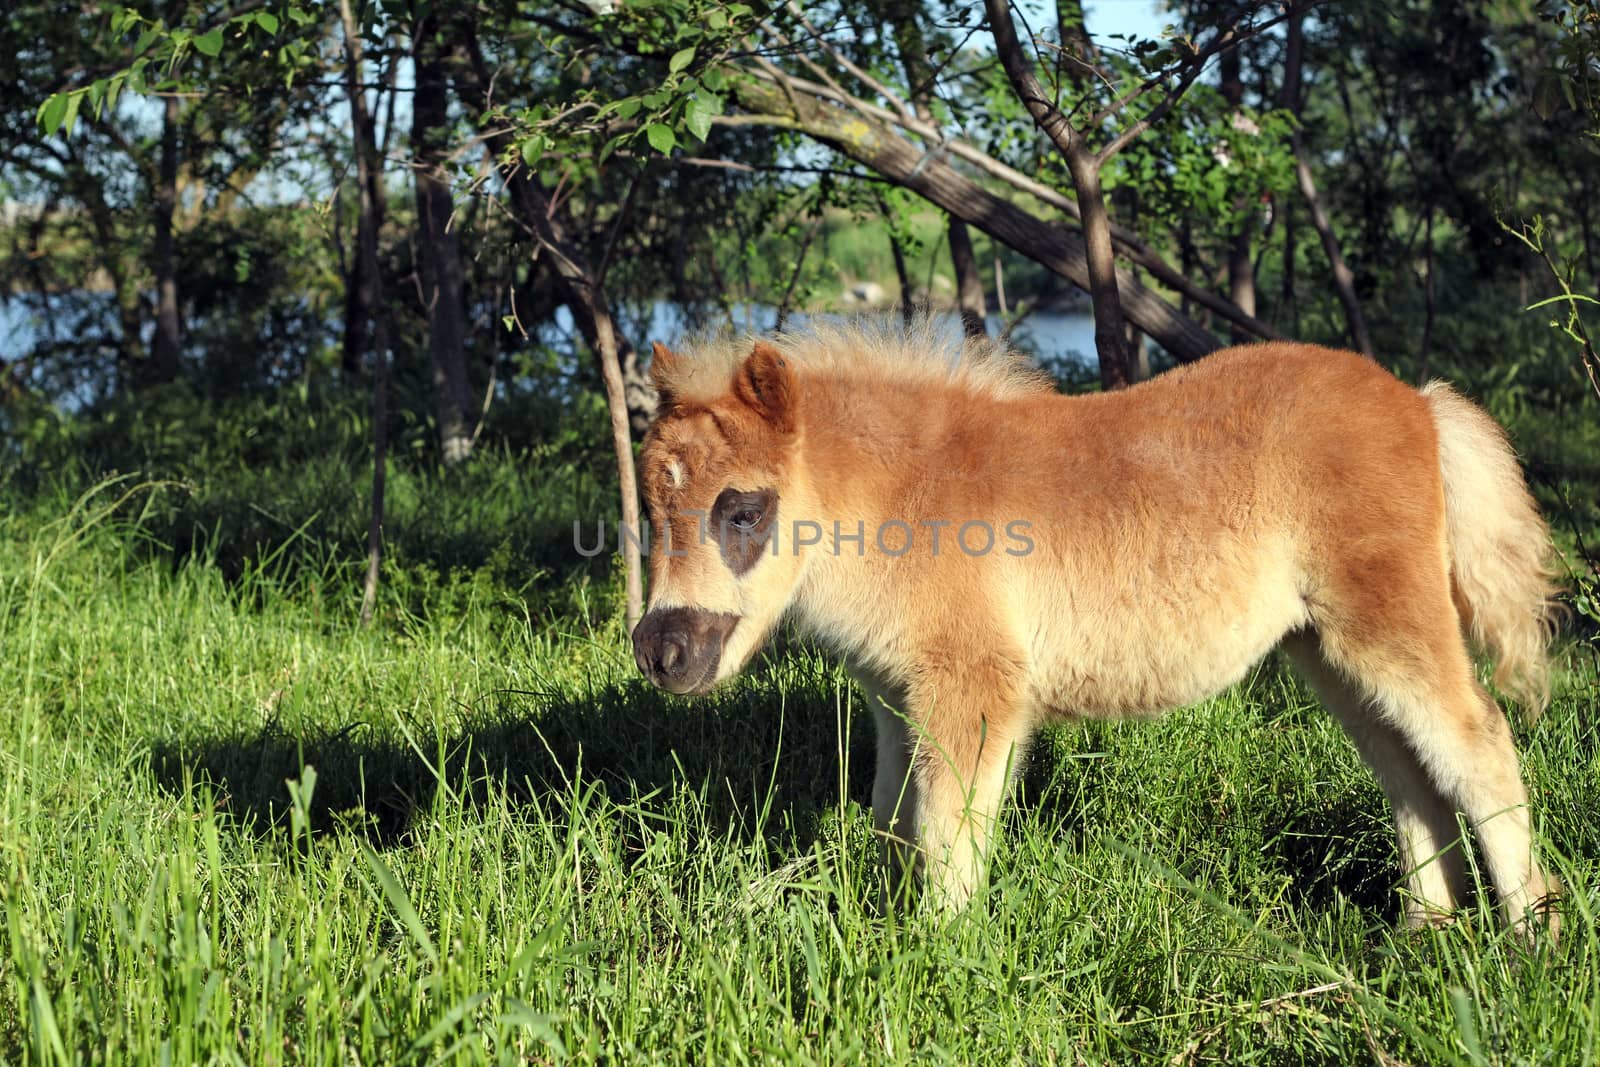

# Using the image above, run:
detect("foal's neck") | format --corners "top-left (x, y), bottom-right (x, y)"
top-left (795, 371), bottom-right (979, 512)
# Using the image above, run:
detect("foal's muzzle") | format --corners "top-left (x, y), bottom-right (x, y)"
top-left (631, 607), bottom-right (739, 695)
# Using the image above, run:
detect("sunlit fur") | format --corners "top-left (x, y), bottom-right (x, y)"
top-left (637, 318), bottom-right (1562, 933)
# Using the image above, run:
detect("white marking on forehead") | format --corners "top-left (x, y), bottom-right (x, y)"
top-left (666, 459), bottom-right (684, 489)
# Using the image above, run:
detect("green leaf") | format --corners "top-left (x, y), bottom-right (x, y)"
top-left (646, 123), bottom-right (676, 154)
top-left (684, 101), bottom-right (712, 143)
top-left (520, 134), bottom-right (547, 167)
top-left (255, 11), bottom-right (279, 33)
top-left (61, 91), bottom-right (82, 135)
top-left (1533, 74), bottom-right (1566, 120)
top-left (38, 92), bottom-right (69, 136)
top-left (194, 27), bottom-right (224, 56)
top-left (684, 91), bottom-right (723, 142)
top-left (669, 47), bottom-right (695, 74)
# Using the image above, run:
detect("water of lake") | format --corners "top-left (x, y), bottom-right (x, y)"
top-left (0, 296), bottom-right (1100, 385)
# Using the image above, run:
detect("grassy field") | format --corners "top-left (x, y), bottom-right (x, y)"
top-left (2, 390), bottom-right (1599, 1064)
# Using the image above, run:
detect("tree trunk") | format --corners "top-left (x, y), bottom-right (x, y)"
top-left (947, 221), bottom-right (987, 337)
top-left (886, 223), bottom-right (914, 325)
top-left (1220, 47), bottom-right (1256, 346)
top-left (983, 0), bottom-right (1133, 387)
top-left (453, 28), bottom-right (644, 628)
top-left (1283, 12), bottom-right (1373, 358)
top-left (1278, 10), bottom-right (1303, 336)
top-left (412, 18), bottom-right (475, 466)
top-left (554, 268), bottom-right (646, 630)
top-left (1293, 144), bottom-right (1374, 358)
top-left (1280, 199), bottom-right (1298, 335)
top-left (993, 250), bottom-right (1009, 316)
top-left (150, 94), bottom-right (182, 383)
top-left (339, 0), bottom-right (392, 626)
top-left (1063, 148), bottom-right (1134, 388)
top-left (886, 1), bottom-right (988, 338)
top-left (338, 176), bottom-right (371, 379)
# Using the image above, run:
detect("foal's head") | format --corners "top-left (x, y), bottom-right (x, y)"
top-left (631, 339), bottom-right (807, 695)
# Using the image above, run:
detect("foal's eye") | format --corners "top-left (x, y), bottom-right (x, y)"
top-left (730, 508), bottom-right (763, 531)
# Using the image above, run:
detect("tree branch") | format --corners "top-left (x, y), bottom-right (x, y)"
top-left (740, 64), bottom-right (1279, 340)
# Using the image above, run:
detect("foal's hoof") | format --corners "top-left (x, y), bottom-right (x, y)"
top-left (1518, 892), bottom-right (1563, 949)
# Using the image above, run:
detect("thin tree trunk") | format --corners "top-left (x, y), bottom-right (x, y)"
top-left (1280, 199), bottom-right (1298, 335)
top-left (886, 221), bottom-right (914, 325)
top-left (1278, 10), bottom-right (1303, 336)
top-left (1220, 47), bottom-right (1256, 346)
top-left (340, 0), bottom-right (391, 626)
top-left (984, 0), bottom-right (1133, 387)
top-left (993, 250), bottom-right (1008, 316)
top-left (1225, 231), bottom-right (1256, 345)
top-left (412, 17), bottom-right (475, 465)
top-left (1063, 148), bottom-right (1134, 388)
top-left (775, 214), bottom-right (822, 331)
top-left (150, 94), bottom-right (182, 382)
top-left (1294, 144), bottom-right (1373, 358)
top-left (563, 272), bottom-right (645, 629)
top-left (886, 1), bottom-right (988, 338)
top-left (948, 221), bottom-right (987, 337)
top-left (1283, 12), bottom-right (1372, 357)
top-left (338, 173), bottom-right (371, 379)
top-left (453, 29), bottom-right (643, 628)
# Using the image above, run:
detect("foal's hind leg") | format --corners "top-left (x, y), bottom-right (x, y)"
top-left (1314, 607), bottom-right (1555, 933)
top-left (1282, 632), bottom-right (1470, 925)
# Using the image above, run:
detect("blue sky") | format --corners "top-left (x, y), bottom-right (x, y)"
top-left (1084, 0), bottom-right (1172, 42)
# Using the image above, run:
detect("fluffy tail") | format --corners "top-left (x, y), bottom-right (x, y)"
top-left (1424, 382), bottom-right (1562, 716)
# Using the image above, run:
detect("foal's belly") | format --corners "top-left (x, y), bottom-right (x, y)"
top-left (1019, 548), bottom-right (1309, 720)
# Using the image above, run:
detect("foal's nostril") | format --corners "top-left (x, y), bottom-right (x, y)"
top-left (658, 632), bottom-right (687, 677)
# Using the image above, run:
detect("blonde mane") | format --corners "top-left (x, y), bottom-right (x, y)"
top-left (654, 315), bottom-right (1054, 405)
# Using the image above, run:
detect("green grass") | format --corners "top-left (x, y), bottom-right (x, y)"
top-left (3, 433), bottom-right (1600, 1063)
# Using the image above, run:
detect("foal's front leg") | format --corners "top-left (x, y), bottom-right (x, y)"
top-left (905, 659), bottom-right (1031, 912)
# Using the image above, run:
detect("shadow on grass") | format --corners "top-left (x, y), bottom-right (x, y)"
top-left (1257, 790), bottom-right (1399, 919)
top-left (147, 656), bottom-right (1406, 921)
top-left (148, 670), bottom-right (877, 860)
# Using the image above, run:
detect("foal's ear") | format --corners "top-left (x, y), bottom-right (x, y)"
top-left (650, 342), bottom-right (681, 405)
top-left (734, 341), bottom-right (796, 433)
